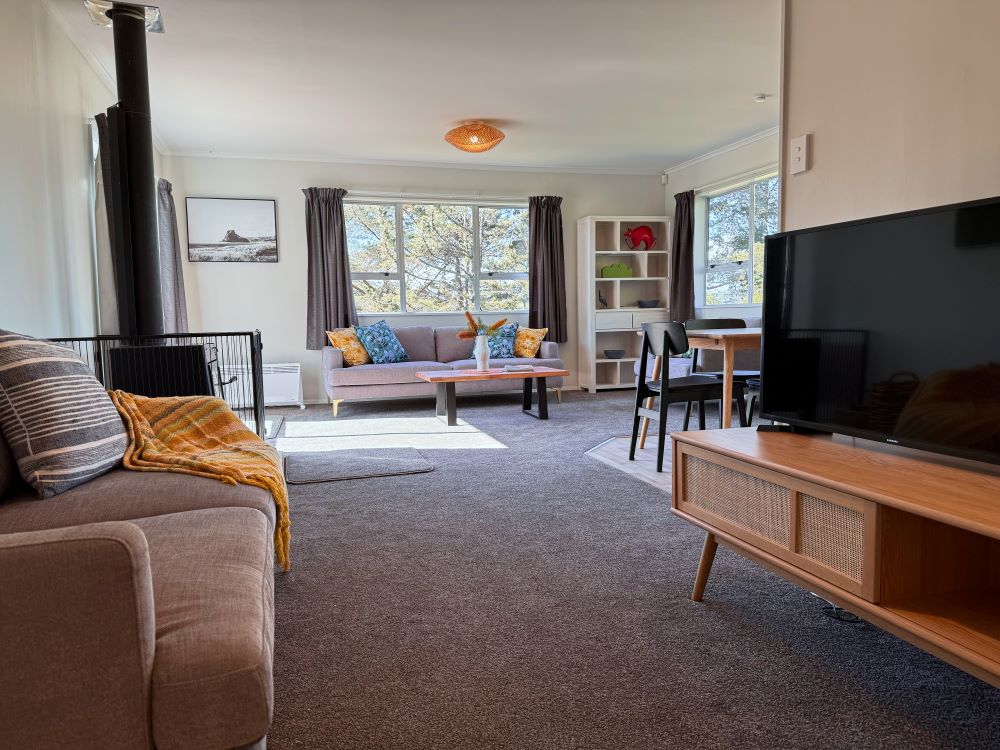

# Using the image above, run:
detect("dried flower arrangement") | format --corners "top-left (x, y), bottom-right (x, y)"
top-left (457, 311), bottom-right (508, 340)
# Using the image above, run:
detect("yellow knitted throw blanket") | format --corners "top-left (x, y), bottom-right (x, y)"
top-left (111, 391), bottom-right (291, 571)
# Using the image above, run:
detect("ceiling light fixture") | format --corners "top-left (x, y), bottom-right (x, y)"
top-left (444, 121), bottom-right (505, 153)
top-left (84, 1), bottom-right (164, 33)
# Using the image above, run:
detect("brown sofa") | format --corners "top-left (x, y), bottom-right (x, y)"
top-left (0, 432), bottom-right (275, 749)
top-left (323, 324), bottom-right (565, 414)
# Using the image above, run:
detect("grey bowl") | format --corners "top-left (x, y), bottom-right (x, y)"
top-left (637, 299), bottom-right (661, 308)
top-left (603, 349), bottom-right (625, 359)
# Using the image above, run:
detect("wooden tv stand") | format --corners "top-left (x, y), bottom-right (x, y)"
top-left (671, 428), bottom-right (1000, 688)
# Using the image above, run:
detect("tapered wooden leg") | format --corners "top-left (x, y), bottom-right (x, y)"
top-left (638, 354), bottom-right (662, 449)
top-left (721, 340), bottom-right (735, 428)
top-left (692, 532), bottom-right (718, 602)
top-left (555, 388), bottom-right (563, 404)
top-left (332, 399), bottom-right (343, 418)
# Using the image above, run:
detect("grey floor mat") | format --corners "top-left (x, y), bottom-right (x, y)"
top-left (283, 448), bottom-right (433, 483)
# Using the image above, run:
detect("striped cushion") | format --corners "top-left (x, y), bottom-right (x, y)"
top-left (0, 331), bottom-right (128, 498)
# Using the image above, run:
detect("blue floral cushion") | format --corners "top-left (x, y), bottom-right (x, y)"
top-left (354, 320), bottom-right (409, 364)
top-left (487, 322), bottom-right (519, 358)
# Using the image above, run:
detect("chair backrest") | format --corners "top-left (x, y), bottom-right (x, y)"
top-left (684, 318), bottom-right (747, 331)
top-left (642, 321), bottom-right (689, 358)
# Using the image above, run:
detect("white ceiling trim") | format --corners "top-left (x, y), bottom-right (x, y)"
top-left (159, 149), bottom-right (667, 177)
top-left (664, 127), bottom-right (779, 176)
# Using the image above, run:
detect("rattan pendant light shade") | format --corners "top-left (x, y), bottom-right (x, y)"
top-left (444, 121), bottom-right (505, 153)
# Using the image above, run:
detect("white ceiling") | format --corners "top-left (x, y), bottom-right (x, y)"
top-left (48, 0), bottom-right (781, 173)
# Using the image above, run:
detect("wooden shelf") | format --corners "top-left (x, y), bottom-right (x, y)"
top-left (594, 277), bottom-right (667, 282)
top-left (886, 588), bottom-right (1000, 665)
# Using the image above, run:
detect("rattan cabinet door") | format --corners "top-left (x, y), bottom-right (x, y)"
top-left (675, 444), bottom-right (880, 601)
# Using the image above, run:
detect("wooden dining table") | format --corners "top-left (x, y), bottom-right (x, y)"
top-left (637, 326), bottom-right (762, 447)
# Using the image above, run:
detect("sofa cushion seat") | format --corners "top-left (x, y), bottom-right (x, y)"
top-left (0, 469), bottom-right (276, 534)
top-left (447, 357), bottom-right (565, 371)
top-left (133, 507), bottom-right (273, 750)
top-left (328, 360), bottom-right (453, 387)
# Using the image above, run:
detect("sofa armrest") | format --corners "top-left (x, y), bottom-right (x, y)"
top-left (0, 522), bottom-right (156, 748)
top-left (323, 345), bottom-right (344, 372)
top-left (539, 341), bottom-right (560, 360)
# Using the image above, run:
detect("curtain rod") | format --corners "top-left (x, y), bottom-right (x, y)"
top-left (693, 163), bottom-right (779, 197)
top-left (344, 189), bottom-right (529, 205)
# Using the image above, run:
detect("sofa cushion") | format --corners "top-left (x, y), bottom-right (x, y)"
top-left (354, 320), bottom-right (408, 364)
top-left (329, 361), bottom-right (452, 388)
top-left (487, 322), bottom-right (519, 358)
top-left (390, 326), bottom-right (436, 362)
top-left (326, 328), bottom-right (371, 367)
top-left (447, 357), bottom-right (565, 371)
top-left (0, 469), bottom-right (276, 534)
top-left (515, 327), bottom-right (548, 358)
top-left (0, 330), bottom-right (128, 498)
top-left (435, 326), bottom-right (474, 363)
top-left (133, 508), bottom-right (273, 750)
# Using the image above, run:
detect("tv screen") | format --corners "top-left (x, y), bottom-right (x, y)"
top-left (761, 196), bottom-right (1000, 466)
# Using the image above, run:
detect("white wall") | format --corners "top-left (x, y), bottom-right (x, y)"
top-left (781, 0), bottom-right (1000, 230)
top-left (160, 155), bottom-right (663, 401)
top-left (0, 0), bottom-right (116, 337)
top-left (664, 129), bottom-right (779, 319)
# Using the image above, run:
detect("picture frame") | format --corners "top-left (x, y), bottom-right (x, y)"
top-left (185, 197), bottom-right (278, 263)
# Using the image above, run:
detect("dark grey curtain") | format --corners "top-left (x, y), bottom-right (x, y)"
top-left (304, 187), bottom-right (357, 349)
top-left (527, 196), bottom-right (567, 342)
top-left (669, 190), bottom-right (695, 324)
top-left (156, 179), bottom-right (188, 333)
top-left (93, 114), bottom-right (119, 333)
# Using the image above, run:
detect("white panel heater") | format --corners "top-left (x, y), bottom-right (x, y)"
top-left (218, 362), bottom-right (305, 410)
top-left (261, 362), bottom-right (305, 409)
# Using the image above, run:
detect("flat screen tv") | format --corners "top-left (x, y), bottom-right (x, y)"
top-left (761, 195), bottom-right (1000, 466)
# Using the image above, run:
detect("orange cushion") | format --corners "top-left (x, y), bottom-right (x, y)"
top-left (514, 327), bottom-right (548, 358)
top-left (326, 328), bottom-right (371, 367)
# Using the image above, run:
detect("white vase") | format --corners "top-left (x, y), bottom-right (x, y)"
top-left (473, 334), bottom-right (490, 371)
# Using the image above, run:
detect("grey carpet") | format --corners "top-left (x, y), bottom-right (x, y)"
top-left (284, 448), bottom-right (433, 484)
top-left (268, 392), bottom-right (1000, 749)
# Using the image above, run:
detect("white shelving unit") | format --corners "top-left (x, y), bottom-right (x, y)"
top-left (577, 215), bottom-right (671, 392)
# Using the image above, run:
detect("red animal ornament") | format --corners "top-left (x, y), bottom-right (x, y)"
top-left (623, 225), bottom-right (656, 250)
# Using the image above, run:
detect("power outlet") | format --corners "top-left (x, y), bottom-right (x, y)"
top-left (789, 134), bottom-right (810, 174)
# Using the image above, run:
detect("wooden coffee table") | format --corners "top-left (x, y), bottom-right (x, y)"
top-left (415, 367), bottom-right (570, 426)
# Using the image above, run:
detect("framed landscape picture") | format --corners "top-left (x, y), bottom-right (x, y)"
top-left (186, 197), bottom-right (278, 262)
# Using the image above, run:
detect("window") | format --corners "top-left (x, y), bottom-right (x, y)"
top-left (345, 201), bottom-right (529, 314)
top-left (704, 175), bottom-right (779, 306)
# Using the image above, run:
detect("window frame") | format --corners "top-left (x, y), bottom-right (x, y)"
top-left (701, 172), bottom-right (779, 308)
top-left (345, 198), bottom-right (530, 315)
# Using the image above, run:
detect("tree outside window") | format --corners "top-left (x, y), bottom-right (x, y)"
top-left (345, 201), bottom-right (529, 314)
top-left (705, 175), bottom-right (779, 306)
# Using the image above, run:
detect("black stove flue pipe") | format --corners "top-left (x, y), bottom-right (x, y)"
top-left (106, 3), bottom-right (163, 336)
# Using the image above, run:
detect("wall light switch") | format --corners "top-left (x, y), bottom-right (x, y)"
top-left (789, 133), bottom-right (810, 174)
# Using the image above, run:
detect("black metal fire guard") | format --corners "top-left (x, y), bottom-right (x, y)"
top-left (48, 331), bottom-right (266, 439)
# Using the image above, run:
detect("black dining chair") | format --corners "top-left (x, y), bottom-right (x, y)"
top-left (629, 322), bottom-right (748, 473)
top-left (682, 318), bottom-right (761, 430)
